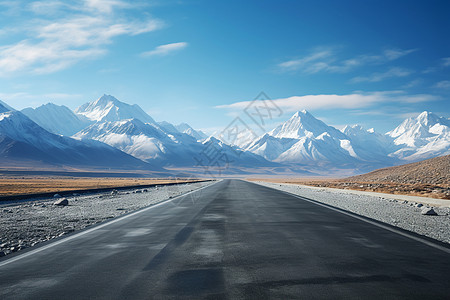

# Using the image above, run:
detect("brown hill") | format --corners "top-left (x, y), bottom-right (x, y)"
top-left (258, 155), bottom-right (450, 199)
top-left (344, 155), bottom-right (450, 187)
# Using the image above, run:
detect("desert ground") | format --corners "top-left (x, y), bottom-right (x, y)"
top-left (0, 176), bottom-right (203, 197)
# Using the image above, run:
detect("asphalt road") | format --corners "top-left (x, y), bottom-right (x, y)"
top-left (1, 179), bottom-right (449, 299)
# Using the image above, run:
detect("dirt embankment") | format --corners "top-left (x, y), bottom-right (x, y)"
top-left (250, 155), bottom-right (450, 200)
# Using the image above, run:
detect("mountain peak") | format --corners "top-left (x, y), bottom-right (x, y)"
top-left (292, 109), bottom-right (310, 118)
top-left (21, 103), bottom-right (92, 136)
top-left (96, 94), bottom-right (119, 104)
top-left (415, 111), bottom-right (441, 126)
top-left (270, 110), bottom-right (345, 139)
top-left (387, 110), bottom-right (449, 150)
top-left (76, 95), bottom-right (155, 124)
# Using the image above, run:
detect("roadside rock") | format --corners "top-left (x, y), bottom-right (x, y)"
top-left (54, 198), bottom-right (69, 206)
top-left (0, 181), bottom-right (213, 258)
top-left (421, 207), bottom-right (438, 216)
top-left (53, 194), bottom-right (62, 198)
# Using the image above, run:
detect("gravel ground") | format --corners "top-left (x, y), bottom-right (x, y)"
top-left (0, 181), bottom-right (214, 257)
top-left (255, 181), bottom-right (450, 244)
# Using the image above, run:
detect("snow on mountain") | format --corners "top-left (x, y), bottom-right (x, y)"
top-left (175, 123), bottom-right (207, 141)
top-left (75, 94), bottom-right (155, 124)
top-left (74, 116), bottom-right (277, 171)
top-left (269, 110), bottom-right (347, 140)
top-left (218, 128), bottom-right (260, 150)
top-left (342, 125), bottom-right (397, 163)
top-left (247, 110), bottom-right (360, 165)
top-left (247, 109), bottom-right (449, 170)
top-left (273, 133), bottom-right (361, 165)
top-left (2, 90), bottom-right (448, 175)
top-left (0, 100), bottom-right (15, 113)
top-left (246, 133), bottom-right (298, 161)
top-left (74, 118), bottom-right (198, 164)
top-left (22, 103), bottom-right (92, 136)
top-left (0, 111), bottom-right (154, 170)
top-left (157, 121), bottom-right (181, 135)
top-left (199, 136), bottom-right (278, 169)
top-left (387, 111), bottom-right (450, 161)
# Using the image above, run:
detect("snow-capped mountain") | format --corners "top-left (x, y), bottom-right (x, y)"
top-left (191, 136), bottom-right (279, 176)
top-left (219, 128), bottom-right (259, 150)
top-left (343, 125), bottom-right (393, 154)
top-left (387, 111), bottom-right (450, 160)
top-left (246, 110), bottom-right (449, 170)
top-left (75, 94), bottom-right (155, 124)
top-left (74, 118), bottom-right (199, 165)
top-left (269, 110), bottom-right (347, 140)
top-left (1, 94), bottom-right (448, 175)
top-left (22, 103), bottom-right (92, 136)
top-left (175, 123), bottom-right (207, 141)
top-left (156, 121), bottom-right (182, 136)
top-left (74, 117), bottom-right (277, 170)
top-left (246, 110), bottom-right (362, 166)
top-left (0, 110), bottom-right (155, 170)
top-left (341, 125), bottom-right (397, 163)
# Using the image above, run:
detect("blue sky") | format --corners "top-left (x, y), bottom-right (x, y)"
top-left (0, 0), bottom-right (449, 134)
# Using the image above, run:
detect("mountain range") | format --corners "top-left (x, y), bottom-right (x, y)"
top-left (0, 110), bottom-right (156, 171)
top-left (0, 94), bottom-right (448, 176)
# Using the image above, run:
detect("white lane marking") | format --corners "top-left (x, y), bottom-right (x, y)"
top-left (279, 188), bottom-right (450, 254)
top-left (0, 181), bottom-right (220, 268)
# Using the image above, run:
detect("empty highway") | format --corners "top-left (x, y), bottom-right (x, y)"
top-left (0, 179), bottom-right (449, 299)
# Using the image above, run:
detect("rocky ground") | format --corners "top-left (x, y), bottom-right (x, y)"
top-left (296, 181), bottom-right (450, 199)
top-left (0, 181), bottom-right (214, 258)
top-left (256, 181), bottom-right (450, 244)
top-left (346, 155), bottom-right (450, 186)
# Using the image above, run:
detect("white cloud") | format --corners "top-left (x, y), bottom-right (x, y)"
top-left (277, 47), bottom-right (417, 73)
top-left (0, 0), bottom-right (163, 76)
top-left (351, 67), bottom-right (412, 83)
top-left (84, 0), bottom-right (131, 14)
top-left (442, 57), bottom-right (450, 67)
top-left (383, 48), bottom-right (416, 60)
top-left (141, 42), bottom-right (188, 57)
top-left (216, 91), bottom-right (438, 113)
top-left (278, 49), bottom-right (333, 72)
top-left (434, 80), bottom-right (450, 89)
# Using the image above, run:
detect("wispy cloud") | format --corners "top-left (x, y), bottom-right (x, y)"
top-left (442, 57), bottom-right (450, 67)
top-left (0, 0), bottom-right (163, 76)
top-left (434, 80), bottom-right (450, 89)
top-left (351, 67), bottom-right (412, 83)
top-left (216, 91), bottom-right (438, 113)
top-left (141, 42), bottom-right (188, 57)
top-left (277, 47), bottom-right (417, 73)
top-left (401, 79), bottom-right (422, 89)
top-left (422, 56), bottom-right (450, 73)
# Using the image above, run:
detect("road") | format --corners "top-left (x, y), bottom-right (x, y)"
top-left (0, 179), bottom-right (449, 299)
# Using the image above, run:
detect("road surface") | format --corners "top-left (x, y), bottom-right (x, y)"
top-left (1, 179), bottom-right (449, 299)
